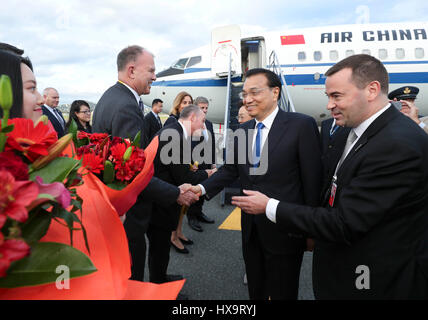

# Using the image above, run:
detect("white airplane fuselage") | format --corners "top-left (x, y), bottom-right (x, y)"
top-left (144, 22), bottom-right (428, 124)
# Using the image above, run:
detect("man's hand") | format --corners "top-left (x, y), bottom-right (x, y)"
top-left (399, 100), bottom-right (421, 124)
top-left (177, 190), bottom-right (199, 206)
top-left (178, 183), bottom-right (193, 194)
top-left (205, 167), bottom-right (217, 178)
top-left (231, 190), bottom-right (269, 214)
top-left (189, 185), bottom-right (202, 195)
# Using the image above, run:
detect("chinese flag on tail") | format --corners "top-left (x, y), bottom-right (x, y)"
top-left (281, 35), bottom-right (305, 45)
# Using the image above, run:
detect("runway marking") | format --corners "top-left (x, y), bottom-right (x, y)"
top-left (218, 207), bottom-right (241, 231)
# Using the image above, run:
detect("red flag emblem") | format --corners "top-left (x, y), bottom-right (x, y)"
top-left (281, 35), bottom-right (305, 45)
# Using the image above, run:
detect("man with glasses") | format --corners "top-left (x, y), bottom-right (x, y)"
top-left (191, 68), bottom-right (323, 300)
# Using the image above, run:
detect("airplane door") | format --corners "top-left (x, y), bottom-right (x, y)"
top-left (211, 25), bottom-right (242, 77)
top-left (241, 37), bottom-right (266, 74)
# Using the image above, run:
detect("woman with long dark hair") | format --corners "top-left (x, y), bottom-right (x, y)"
top-left (0, 49), bottom-right (44, 122)
top-left (66, 100), bottom-right (92, 133)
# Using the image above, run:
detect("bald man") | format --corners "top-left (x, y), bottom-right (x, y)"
top-left (42, 87), bottom-right (66, 137)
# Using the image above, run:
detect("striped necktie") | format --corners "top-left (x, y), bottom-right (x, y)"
top-left (138, 99), bottom-right (144, 114)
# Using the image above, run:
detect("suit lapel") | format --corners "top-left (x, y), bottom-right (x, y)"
top-left (248, 110), bottom-right (288, 182)
top-left (116, 82), bottom-right (144, 118)
top-left (338, 106), bottom-right (399, 174)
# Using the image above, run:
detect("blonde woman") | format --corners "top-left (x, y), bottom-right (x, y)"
top-left (163, 91), bottom-right (193, 127)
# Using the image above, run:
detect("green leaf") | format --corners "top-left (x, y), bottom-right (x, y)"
top-left (103, 160), bottom-right (115, 184)
top-left (106, 181), bottom-right (127, 190)
top-left (30, 157), bottom-right (80, 183)
top-left (133, 130), bottom-right (141, 148)
top-left (21, 209), bottom-right (52, 245)
top-left (0, 124), bottom-right (14, 133)
top-left (0, 242), bottom-right (96, 288)
top-left (0, 74), bottom-right (13, 111)
top-left (67, 118), bottom-right (78, 148)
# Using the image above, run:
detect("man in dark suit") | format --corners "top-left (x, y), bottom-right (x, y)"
top-left (148, 105), bottom-right (215, 283)
top-left (191, 68), bottom-right (323, 300)
top-left (187, 96), bottom-right (216, 232)
top-left (42, 87), bottom-right (66, 138)
top-left (233, 54), bottom-right (428, 299)
top-left (144, 98), bottom-right (163, 145)
top-left (92, 45), bottom-right (198, 282)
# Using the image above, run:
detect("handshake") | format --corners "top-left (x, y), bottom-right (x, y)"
top-left (176, 181), bottom-right (211, 207)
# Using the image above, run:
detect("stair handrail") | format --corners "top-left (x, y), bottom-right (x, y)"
top-left (222, 52), bottom-right (233, 150)
top-left (268, 50), bottom-right (296, 112)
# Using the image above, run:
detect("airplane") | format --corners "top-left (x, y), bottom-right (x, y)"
top-left (143, 22), bottom-right (428, 125)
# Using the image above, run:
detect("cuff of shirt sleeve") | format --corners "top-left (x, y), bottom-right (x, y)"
top-left (266, 198), bottom-right (280, 223)
top-left (419, 122), bottom-right (426, 129)
top-left (198, 184), bottom-right (206, 196)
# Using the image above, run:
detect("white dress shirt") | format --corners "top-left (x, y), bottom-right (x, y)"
top-left (118, 81), bottom-right (141, 105)
top-left (177, 120), bottom-right (189, 140)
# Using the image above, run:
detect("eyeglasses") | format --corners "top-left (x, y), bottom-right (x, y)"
top-left (239, 87), bottom-right (271, 100)
top-left (79, 110), bottom-right (91, 114)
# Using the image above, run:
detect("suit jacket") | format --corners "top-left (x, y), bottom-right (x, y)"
top-left (144, 111), bottom-right (163, 146)
top-left (192, 119), bottom-right (216, 170)
top-left (202, 109), bottom-right (323, 254)
top-left (42, 105), bottom-right (66, 138)
top-left (320, 118), bottom-right (350, 197)
top-left (164, 114), bottom-right (179, 127)
top-left (92, 82), bottom-right (179, 235)
top-left (275, 106), bottom-right (428, 299)
top-left (151, 121), bottom-right (209, 230)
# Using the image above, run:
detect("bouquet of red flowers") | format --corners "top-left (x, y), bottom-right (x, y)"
top-left (0, 75), bottom-right (95, 288)
top-left (68, 122), bottom-right (156, 217)
top-left (74, 131), bottom-right (146, 190)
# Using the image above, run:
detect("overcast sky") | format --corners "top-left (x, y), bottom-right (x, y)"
top-left (1, 0), bottom-right (427, 103)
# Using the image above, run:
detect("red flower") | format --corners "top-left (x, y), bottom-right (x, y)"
top-left (81, 151), bottom-right (105, 174)
top-left (0, 169), bottom-right (39, 228)
top-left (88, 133), bottom-right (109, 145)
top-left (0, 151), bottom-right (29, 181)
top-left (0, 232), bottom-right (31, 278)
top-left (111, 137), bottom-right (122, 146)
top-left (115, 162), bottom-right (135, 182)
top-left (77, 131), bottom-right (91, 140)
top-left (5, 118), bottom-right (57, 162)
top-left (109, 142), bottom-right (128, 163)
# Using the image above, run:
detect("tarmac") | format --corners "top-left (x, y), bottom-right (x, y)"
top-left (145, 192), bottom-right (315, 300)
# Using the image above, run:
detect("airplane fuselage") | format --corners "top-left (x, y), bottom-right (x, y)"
top-left (144, 22), bottom-right (428, 124)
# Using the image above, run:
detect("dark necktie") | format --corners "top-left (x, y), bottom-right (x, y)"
top-left (138, 99), bottom-right (144, 114)
top-left (252, 122), bottom-right (265, 167)
top-left (54, 108), bottom-right (65, 128)
top-left (156, 115), bottom-right (162, 128)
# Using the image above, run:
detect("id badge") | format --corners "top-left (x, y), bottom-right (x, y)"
top-left (329, 181), bottom-right (337, 207)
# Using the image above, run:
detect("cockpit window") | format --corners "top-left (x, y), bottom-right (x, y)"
top-left (187, 56), bottom-right (202, 68)
top-left (172, 58), bottom-right (189, 69)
